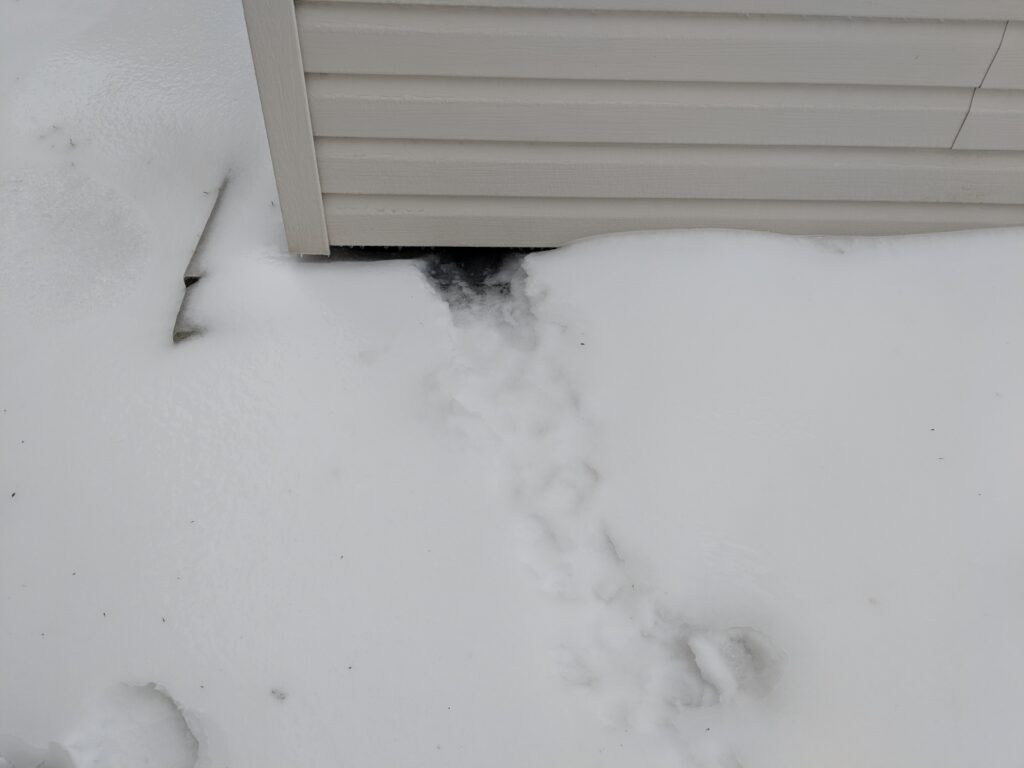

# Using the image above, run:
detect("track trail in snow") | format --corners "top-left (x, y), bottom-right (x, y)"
top-left (425, 254), bottom-right (780, 766)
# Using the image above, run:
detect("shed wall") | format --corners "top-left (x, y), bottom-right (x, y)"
top-left (244, 1), bottom-right (1024, 251)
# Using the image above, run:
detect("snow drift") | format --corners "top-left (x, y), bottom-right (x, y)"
top-left (2, 0), bottom-right (1024, 766)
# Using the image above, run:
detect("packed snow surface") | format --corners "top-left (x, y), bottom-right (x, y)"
top-left (2, 1), bottom-right (1024, 766)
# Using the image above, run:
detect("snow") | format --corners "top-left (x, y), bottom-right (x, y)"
top-left (2, 1), bottom-right (1024, 767)
top-left (525, 231), bottom-right (1024, 765)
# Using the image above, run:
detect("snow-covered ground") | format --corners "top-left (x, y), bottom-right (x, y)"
top-left (2, 1), bottom-right (1024, 766)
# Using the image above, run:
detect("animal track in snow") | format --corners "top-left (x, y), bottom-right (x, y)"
top-left (0, 683), bottom-right (199, 768)
top-left (424, 253), bottom-right (782, 749)
top-left (689, 627), bottom-right (779, 703)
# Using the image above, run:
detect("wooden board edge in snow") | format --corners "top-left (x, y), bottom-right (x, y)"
top-left (322, 195), bottom-right (1024, 245)
top-left (301, 0), bottom-right (1024, 22)
top-left (242, 0), bottom-right (329, 255)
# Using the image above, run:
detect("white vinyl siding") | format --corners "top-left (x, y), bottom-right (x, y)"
top-left (955, 90), bottom-right (1024, 149)
top-left (307, 0), bottom-right (1024, 22)
top-left (243, 0), bottom-right (1024, 251)
top-left (982, 22), bottom-right (1024, 89)
top-left (315, 141), bottom-right (1024, 203)
top-left (241, 0), bottom-right (329, 254)
top-left (322, 197), bottom-right (1024, 246)
top-left (305, 77), bottom-right (973, 148)
top-left (295, 5), bottom-right (1003, 87)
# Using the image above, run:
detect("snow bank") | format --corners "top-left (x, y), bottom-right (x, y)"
top-left (523, 229), bottom-right (1024, 765)
top-left (0, 5), bottom-right (665, 764)
top-left (3, 0), bottom-right (1024, 766)
top-left (419, 230), bottom-right (1024, 765)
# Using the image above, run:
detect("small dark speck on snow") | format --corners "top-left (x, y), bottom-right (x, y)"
top-left (10, 492), bottom-right (14, 498)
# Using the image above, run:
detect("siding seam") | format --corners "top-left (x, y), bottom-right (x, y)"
top-left (952, 20), bottom-right (1010, 148)
top-left (980, 20), bottom-right (1012, 88)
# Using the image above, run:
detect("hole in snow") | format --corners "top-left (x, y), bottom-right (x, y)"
top-left (422, 249), bottom-right (527, 308)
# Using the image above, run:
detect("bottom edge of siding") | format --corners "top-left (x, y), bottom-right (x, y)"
top-left (322, 196), bottom-right (1024, 245)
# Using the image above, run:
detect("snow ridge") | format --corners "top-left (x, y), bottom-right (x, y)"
top-left (425, 255), bottom-right (780, 764)
top-left (0, 684), bottom-right (198, 768)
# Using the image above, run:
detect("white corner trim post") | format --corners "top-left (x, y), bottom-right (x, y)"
top-left (242, 0), bottom-right (331, 255)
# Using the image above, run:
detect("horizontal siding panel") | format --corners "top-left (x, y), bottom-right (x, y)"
top-left (323, 195), bottom-right (1024, 244)
top-left (955, 90), bottom-right (1024, 149)
top-left (297, 3), bottom-right (1003, 87)
top-left (307, 76), bottom-right (970, 148)
top-left (316, 140), bottom-right (1024, 203)
top-left (983, 22), bottom-right (1024, 88)
top-left (308, 0), bottom-right (1024, 22)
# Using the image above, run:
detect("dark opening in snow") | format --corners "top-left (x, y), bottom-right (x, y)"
top-left (423, 249), bottom-right (525, 306)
